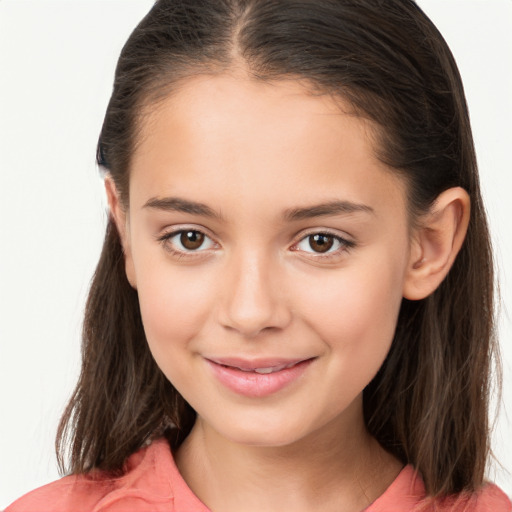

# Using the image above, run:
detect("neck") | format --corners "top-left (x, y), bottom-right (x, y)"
top-left (175, 400), bottom-right (403, 512)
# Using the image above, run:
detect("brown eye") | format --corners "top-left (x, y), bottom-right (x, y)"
top-left (180, 230), bottom-right (205, 250)
top-left (294, 232), bottom-right (353, 257)
top-left (308, 234), bottom-right (334, 253)
top-left (159, 229), bottom-right (216, 256)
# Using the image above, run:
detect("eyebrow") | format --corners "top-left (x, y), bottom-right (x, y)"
top-left (143, 197), bottom-right (224, 220)
top-left (143, 196), bottom-right (374, 221)
top-left (283, 200), bottom-right (374, 221)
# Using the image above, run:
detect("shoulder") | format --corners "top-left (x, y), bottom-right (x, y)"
top-left (459, 483), bottom-right (512, 512)
top-left (368, 465), bottom-right (511, 512)
top-left (430, 483), bottom-right (511, 512)
top-left (4, 438), bottom-right (209, 512)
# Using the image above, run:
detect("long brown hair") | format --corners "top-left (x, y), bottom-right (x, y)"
top-left (56, 0), bottom-right (499, 498)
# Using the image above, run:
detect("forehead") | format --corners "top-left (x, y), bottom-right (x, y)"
top-left (129, 73), bottom-right (406, 217)
top-left (136, 73), bottom-right (371, 161)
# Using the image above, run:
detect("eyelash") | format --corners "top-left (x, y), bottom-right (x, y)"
top-left (157, 228), bottom-right (217, 258)
top-left (291, 230), bottom-right (356, 260)
top-left (157, 228), bottom-right (356, 261)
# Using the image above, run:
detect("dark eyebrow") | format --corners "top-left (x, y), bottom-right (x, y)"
top-left (143, 197), bottom-right (224, 220)
top-left (283, 200), bottom-right (374, 221)
top-left (143, 196), bottom-right (373, 222)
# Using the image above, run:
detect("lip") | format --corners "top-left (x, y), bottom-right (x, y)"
top-left (205, 357), bottom-right (315, 398)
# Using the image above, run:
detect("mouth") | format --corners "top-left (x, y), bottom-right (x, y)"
top-left (210, 358), bottom-right (306, 374)
top-left (205, 357), bottom-right (315, 397)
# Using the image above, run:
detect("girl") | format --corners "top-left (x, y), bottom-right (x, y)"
top-left (6, 0), bottom-right (511, 510)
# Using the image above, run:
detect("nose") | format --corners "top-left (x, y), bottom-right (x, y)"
top-left (218, 249), bottom-right (292, 338)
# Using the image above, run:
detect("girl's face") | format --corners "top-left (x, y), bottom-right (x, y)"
top-left (119, 74), bottom-right (413, 447)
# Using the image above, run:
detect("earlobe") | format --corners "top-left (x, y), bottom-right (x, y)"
top-left (104, 177), bottom-right (137, 289)
top-left (403, 187), bottom-right (470, 300)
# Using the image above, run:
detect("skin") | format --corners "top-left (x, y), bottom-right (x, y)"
top-left (107, 72), bottom-right (470, 512)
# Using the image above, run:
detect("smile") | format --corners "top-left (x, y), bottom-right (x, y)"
top-left (205, 357), bottom-right (315, 397)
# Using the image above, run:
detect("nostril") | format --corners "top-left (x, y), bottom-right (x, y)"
top-left (221, 322), bottom-right (278, 339)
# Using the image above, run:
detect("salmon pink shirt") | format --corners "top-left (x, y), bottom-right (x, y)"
top-left (6, 438), bottom-right (511, 512)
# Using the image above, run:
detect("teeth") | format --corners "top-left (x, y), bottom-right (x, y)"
top-left (254, 367), bottom-right (277, 374)
top-left (228, 361), bottom-right (303, 373)
top-left (254, 364), bottom-right (289, 374)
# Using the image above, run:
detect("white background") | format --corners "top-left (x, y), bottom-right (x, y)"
top-left (0, 0), bottom-right (510, 507)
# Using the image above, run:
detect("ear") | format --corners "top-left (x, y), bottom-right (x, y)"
top-left (104, 176), bottom-right (137, 289)
top-left (403, 187), bottom-right (470, 300)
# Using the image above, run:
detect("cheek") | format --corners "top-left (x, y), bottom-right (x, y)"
top-left (135, 263), bottom-right (214, 365)
top-left (296, 256), bottom-right (406, 368)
